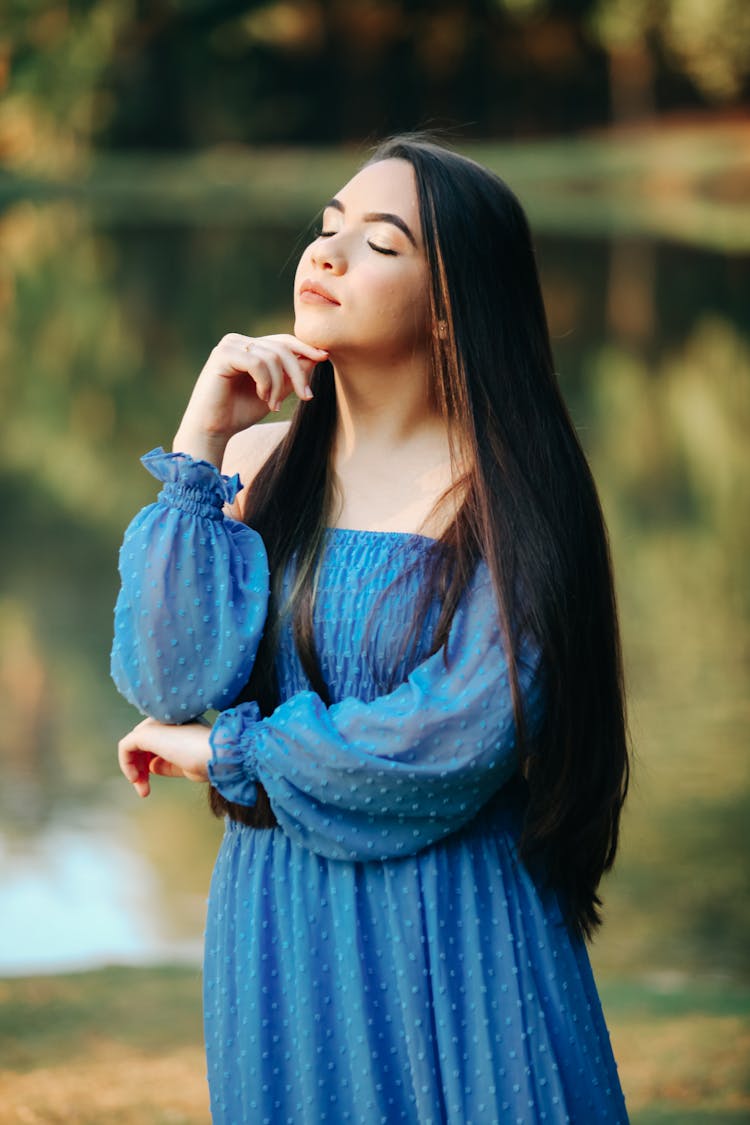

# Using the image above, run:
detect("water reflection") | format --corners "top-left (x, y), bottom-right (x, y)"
top-left (0, 808), bottom-right (204, 976)
top-left (0, 195), bottom-right (747, 978)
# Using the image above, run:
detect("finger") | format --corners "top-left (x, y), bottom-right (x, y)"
top-left (223, 337), bottom-right (322, 408)
top-left (127, 758), bottom-right (152, 797)
top-left (221, 344), bottom-right (274, 403)
top-left (253, 340), bottom-right (318, 405)
top-left (119, 748), bottom-right (151, 795)
top-left (270, 334), bottom-right (329, 363)
top-left (118, 737), bottom-right (157, 798)
top-left (245, 342), bottom-right (288, 412)
top-left (118, 738), bottom-right (146, 782)
top-left (275, 348), bottom-right (317, 404)
top-left (148, 757), bottom-right (184, 779)
top-left (227, 342), bottom-right (291, 410)
top-left (228, 332), bottom-right (327, 367)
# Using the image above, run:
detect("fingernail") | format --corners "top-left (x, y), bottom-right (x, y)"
top-left (303, 385), bottom-right (313, 399)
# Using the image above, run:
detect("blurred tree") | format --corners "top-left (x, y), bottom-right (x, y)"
top-left (2, 0), bottom-right (747, 172)
top-left (662, 0), bottom-right (750, 101)
top-left (586, 0), bottom-right (750, 124)
top-left (0, 0), bottom-right (134, 173)
top-left (585, 0), bottom-right (655, 123)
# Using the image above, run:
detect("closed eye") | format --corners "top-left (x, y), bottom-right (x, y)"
top-left (313, 229), bottom-right (398, 256)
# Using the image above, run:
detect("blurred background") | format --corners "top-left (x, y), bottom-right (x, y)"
top-left (0, 1), bottom-right (748, 1122)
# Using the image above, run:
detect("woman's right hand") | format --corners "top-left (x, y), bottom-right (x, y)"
top-left (172, 333), bottom-right (329, 465)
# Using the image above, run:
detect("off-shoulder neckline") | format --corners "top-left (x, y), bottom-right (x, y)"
top-left (325, 526), bottom-right (438, 545)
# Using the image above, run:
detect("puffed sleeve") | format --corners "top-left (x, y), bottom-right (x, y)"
top-left (110, 447), bottom-right (269, 722)
top-left (207, 566), bottom-right (545, 860)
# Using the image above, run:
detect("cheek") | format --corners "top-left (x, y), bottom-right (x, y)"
top-left (363, 267), bottom-right (428, 326)
top-left (293, 250), bottom-right (311, 289)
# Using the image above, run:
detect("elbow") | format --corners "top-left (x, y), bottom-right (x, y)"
top-left (110, 642), bottom-right (250, 723)
top-left (110, 653), bottom-right (203, 722)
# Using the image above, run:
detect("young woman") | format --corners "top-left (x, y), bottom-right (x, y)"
top-left (113, 134), bottom-right (631, 1123)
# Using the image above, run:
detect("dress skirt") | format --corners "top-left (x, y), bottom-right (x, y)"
top-left (203, 778), bottom-right (629, 1124)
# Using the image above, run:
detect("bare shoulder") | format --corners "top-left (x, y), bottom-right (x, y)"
top-left (223, 420), bottom-right (291, 482)
top-left (222, 421), bottom-right (291, 519)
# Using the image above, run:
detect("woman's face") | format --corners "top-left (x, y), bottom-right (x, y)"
top-left (293, 158), bottom-right (431, 362)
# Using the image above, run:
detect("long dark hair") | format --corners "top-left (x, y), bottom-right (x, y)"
top-left (209, 134), bottom-right (631, 944)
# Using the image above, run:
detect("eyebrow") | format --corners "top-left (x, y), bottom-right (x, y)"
top-left (323, 198), bottom-right (418, 248)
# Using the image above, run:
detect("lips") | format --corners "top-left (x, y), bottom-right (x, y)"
top-left (299, 279), bottom-right (340, 305)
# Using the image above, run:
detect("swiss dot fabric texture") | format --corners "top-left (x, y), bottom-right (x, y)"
top-left (112, 448), bottom-right (630, 1124)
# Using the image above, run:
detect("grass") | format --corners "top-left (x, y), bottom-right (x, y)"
top-left (598, 977), bottom-right (750, 1124)
top-left (1, 967), bottom-right (748, 1123)
top-left (0, 967), bottom-right (208, 1124)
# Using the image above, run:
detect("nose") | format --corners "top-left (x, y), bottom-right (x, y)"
top-left (310, 238), bottom-right (346, 274)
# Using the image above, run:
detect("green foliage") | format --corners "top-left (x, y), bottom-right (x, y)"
top-left (2, 0), bottom-right (135, 171)
top-left (587, 0), bottom-right (750, 99)
top-left (1, 0), bottom-right (747, 169)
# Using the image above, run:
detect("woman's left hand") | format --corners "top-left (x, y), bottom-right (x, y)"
top-left (117, 717), bottom-right (212, 798)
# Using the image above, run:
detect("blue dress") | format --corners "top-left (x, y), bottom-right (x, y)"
top-left (112, 448), bottom-right (630, 1125)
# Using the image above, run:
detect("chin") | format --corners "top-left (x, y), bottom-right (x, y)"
top-left (294, 315), bottom-right (333, 352)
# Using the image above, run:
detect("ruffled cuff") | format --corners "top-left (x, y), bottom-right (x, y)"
top-left (208, 701), bottom-right (263, 807)
top-left (141, 447), bottom-right (243, 521)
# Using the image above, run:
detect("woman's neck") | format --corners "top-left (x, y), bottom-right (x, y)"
top-left (326, 353), bottom-right (470, 536)
top-left (330, 353), bottom-right (442, 458)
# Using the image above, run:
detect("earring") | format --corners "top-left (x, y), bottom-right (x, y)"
top-left (437, 321), bottom-right (448, 339)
